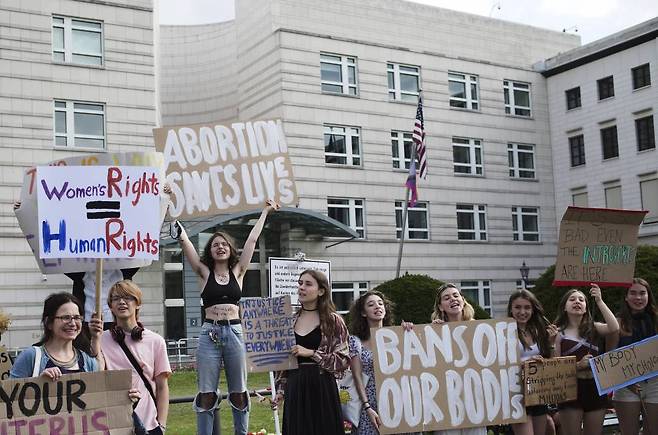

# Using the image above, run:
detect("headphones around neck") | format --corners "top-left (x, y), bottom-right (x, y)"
top-left (110, 322), bottom-right (144, 342)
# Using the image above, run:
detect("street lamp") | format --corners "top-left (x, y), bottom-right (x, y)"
top-left (520, 261), bottom-right (530, 290)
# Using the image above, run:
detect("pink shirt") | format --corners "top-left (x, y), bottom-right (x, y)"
top-left (101, 329), bottom-right (171, 431)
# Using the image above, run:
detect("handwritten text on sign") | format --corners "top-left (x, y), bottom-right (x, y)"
top-left (590, 334), bottom-right (658, 395)
top-left (240, 296), bottom-right (298, 373)
top-left (524, 357), bottom-right (577, 406)
top-left (0, 347), bottom-right (11, 381)
top-left (268, 257), bottom-right (331, 305)
top-left (153, 119), bottom-right (298, 219)
top-left (37, 166), bottom-right (161, 259)
top-left (0, 370), bottom-right (133, 434)
top-left (373, 320), bottom-right (524, 434)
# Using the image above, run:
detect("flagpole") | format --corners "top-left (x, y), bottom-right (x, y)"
top-left (395, 145), bottom-right (417, 278)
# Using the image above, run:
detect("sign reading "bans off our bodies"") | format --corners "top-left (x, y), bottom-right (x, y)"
top-left (153, 119), bottom-right (298, 219)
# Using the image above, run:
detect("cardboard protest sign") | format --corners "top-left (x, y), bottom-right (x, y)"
top-left (269, 257), bottom-right (330, 305)
top-left (523, 357), bottom-right (576, 406)
top-left (0, 347), bottom-right (11, 381)
top-left (590, 334), bottom-right (658, 395)
top-left (373, 319), bottom-right (524, 434)
top-left (554, 207), bottom-right (647, 287)
top-left (15, 152), bottom-right (168, 273)
top-left (37, 166), bottom-right (161, 260)
top-left (153, 119), bottom-right (298, 219)
top-left (240, 296), bottom-right (298, 372)
top-left (0, 369), bottom-right (133, 434)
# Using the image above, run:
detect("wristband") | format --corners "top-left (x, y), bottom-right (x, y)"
top-left (363, 402), bottom-right (371, 410)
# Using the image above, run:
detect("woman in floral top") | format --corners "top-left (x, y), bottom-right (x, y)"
top-left (274, 270), bottom-right (350, 435)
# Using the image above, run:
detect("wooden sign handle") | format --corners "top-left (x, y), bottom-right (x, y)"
top-left (95, 258), bottom-right (103, 319)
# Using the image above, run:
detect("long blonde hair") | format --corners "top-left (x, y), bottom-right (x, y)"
top-left (431, 283), bottom-right (475, 322)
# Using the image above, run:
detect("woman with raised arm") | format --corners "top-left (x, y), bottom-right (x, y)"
top-left (553, 285), bottom-right (619, 435)
top-left (176, 200), bottom-right (279, 435)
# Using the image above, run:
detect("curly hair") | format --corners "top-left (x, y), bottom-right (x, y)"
top-left (554, 288), bottom-right (597, 343)
top-left (618, 277), bottom-right (658, 336)
top-left (348, 290), bottom-right (395, 341)
top-left (200, 231), bottom-right (240, 270)
top-left (299, 270), bottom-right (339, 341)
top-left (507, 289), bottom-right (551, 357)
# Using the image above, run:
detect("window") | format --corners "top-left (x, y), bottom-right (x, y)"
top-left (332, 282), bottom-right (368, 314)
top-left (572, 190), bottom-right (588, 207)
top-left (321, 53), bottom-right (358, 95)
top-left (460, 280), bottom-right (492, 315)
top-left (504, 80), bottom-right (531, 117)
top-left (636, 115), bottom-right (655, 151)
top-left (515, 280), bottom-right (535, 290)
top-left (605, 184), bottom-right (622, 209)
top-left (597, 76), bottom-right (615, 100)
top-left (324, 125), bottom-right (361, 166)
top-left (512, 207), bottom-right (539, 242)
top-left (54, 100), bottom-right (105, 149)
top-left (452, 137), bottom-right (483, 175)
top-left (600, 125), bottom-right (619, 159)
top-left (388, 63), bottom-right (420, 102)
top-left (640, 179), bottom-right (658, 224)
top-left (328, 198), bottom-right (365, 238)
top-left (565, 87), bottom-right (581, 110)
top-left (395, 201), bottom-right (428, 240)
top-left (632, 64), bottom-right (651, 90)
top-left (456, 204), bottom-right (487, 241)
top-left (52, 16), bottom-right (103, 65)
top-left (508, 143), bottom-right (535, 179)
top-left (449, 72), bottom-right (479, 110)
top-left (391, 131), bottom-right (416, 169)
top-left (569, 134), bottom-right (585, 167)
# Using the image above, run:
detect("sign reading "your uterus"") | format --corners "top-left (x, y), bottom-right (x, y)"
top-left (37, 166), bottom-right (161, 259)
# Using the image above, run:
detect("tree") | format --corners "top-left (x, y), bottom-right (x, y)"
top-left (373, 274), bottom-right (490, 324)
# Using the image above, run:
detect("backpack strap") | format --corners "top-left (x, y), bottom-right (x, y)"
top-left (32, 346), bottom-right (42, 378)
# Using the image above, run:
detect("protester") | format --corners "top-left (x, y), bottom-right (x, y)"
top-left (347, 290), bottom-right (395, 434)
top-left (554, 285), bottom-right (619, 435)
top-left (608, 278), bottom-right (658, 434)
top-left (507, 290), bottom-right (558, 435)
top-left (273, 269), bottom-right (350, 435)
top-left (430, 283), bottom-right (488, 435)
top-left (176, 200), bottom-right (279, 435)
top-left (100, 280), bottom-right (170, 435)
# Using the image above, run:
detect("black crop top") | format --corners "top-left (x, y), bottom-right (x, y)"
top-left (202, 270), bottom-right (242, 308)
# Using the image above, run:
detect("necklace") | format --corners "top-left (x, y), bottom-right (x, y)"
top-left (43, 346), bottom-right (78, 368)
top-left (301, 305), bottom-right (318, 311)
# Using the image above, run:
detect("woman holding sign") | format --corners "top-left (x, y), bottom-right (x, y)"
top-left (609, 278), bottom-right (658, 434)
top-left (554, 285), bottom-right (619, 435)
top-left (507, 290), bottom-right (559, 435)
top-left (274, 269), bottom-right (350, 435)
top-left (176, 200), bottom-right (279, 435)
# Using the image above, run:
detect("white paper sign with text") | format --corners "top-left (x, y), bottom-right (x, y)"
top-left (268, 257), bottom-right (330, 305)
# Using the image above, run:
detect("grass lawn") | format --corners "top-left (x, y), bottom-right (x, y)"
top-left (168, 369), bottom-right (282, 434)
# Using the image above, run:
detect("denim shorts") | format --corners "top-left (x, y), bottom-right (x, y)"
top-left (196, 322), bottom-right (247, 395)
top-left (613, 376), bottom-right (658, 404)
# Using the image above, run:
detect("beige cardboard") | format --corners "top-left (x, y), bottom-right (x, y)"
top-left (554, 206), bottom-right (647, 287)
top-left (0, 370), bottom-right (133, 434)
top-left (590, 334), bottom-right (658, 394)
top-left (523, 357), bottom-right (577, 406)
top-left (153, 119), bottom-right (298, 219)
top-left (240, 296), bottom-right (298, 373)
top-left (14, 152), bottom-right (168, 274)
top-left (0, 347), bottom-right (11, 381)
top-left (373, 319), bottom-right (525, 434)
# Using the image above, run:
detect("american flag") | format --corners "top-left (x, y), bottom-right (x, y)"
top-left (413, 96), bottom-right (427, 179)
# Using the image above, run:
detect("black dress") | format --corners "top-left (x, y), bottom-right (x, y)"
top-left (283, 326), bottom-right (344, 435)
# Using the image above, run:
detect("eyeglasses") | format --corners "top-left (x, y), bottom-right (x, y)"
top-left (54, 315), bottom-right (83, 323)
top-left (110, 295), bottom-right (137, 303)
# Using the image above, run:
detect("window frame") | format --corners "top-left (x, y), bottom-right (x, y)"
top-left (460, 280), bottom-right (492, 315)
top-left (569, 134), bottom-right (586, 167)
top-left (508, 143), bottom-right (536, 179)
top-left (600, 125), bottom-right (619, 160)
top-left (324, 124), bottom-right (362, 166)
top-left (452, 137), bottom-right (483, 176)
top-left (54, 100), bottom-right (106, 149)
top-left (391, 131), bottom-right (417, 170)
top-left (448, 72), bottom-right (479, 111)
top-left (597, 76), bottom-right (615, 100)
top-left (52, 15), bottom-right (104, 66)
top-left (631, 63), bottom-right (651, 90)
top-left (395, 201), bottom-right (429, 240)
top-left (572, 190), bottom-right (589, 207)
top-left (320, 53), bottom-right (358, 96)
top-left (512, 206), bottom-right (540, 242)
top-left (503, 80), bottom-right (532, 117)
top-left (327, 197), bottom-right (366, 238)
top-left (331, 282), bottom-right (368, 314)
top-left (635, 115), bottom-right (656, 152)
top-left (604, 184), bottom-right (622, 209)
top-left (456, 204), bottom-right (488, 241)
top-left (387, 63), bottom-right (420, 102)
top-left (565, 87), bottom-right (581, 110)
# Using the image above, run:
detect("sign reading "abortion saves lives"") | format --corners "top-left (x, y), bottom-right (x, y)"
top-left (153, 119), bottom-right (298, 219)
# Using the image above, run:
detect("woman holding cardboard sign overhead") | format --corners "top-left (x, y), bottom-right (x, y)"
top-left (175, 199), bottom-right (279, 435)
top-left (553, 285), bottom-right (619, 435)
top-left (608, 278), bottom-right (658, 434)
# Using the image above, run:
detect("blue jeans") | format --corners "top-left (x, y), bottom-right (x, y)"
top-left (195, 322), bottom-right (249, 435)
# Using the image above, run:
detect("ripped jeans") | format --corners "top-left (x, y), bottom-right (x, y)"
top-left (195, 322), bottom-right (249, 435)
